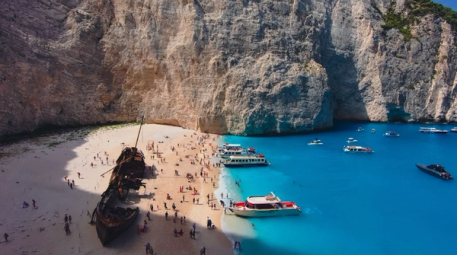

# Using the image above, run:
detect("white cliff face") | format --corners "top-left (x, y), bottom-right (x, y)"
top-left (0, 0), bottom-right (456, 136)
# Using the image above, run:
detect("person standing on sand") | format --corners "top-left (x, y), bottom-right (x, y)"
top-left (200, 246), bottom-right (206, 255)
top-left (193, 223), bottom-right (196, 232)
top-left (64, 214), bottom-right (68, 223)
top-left (147, 211), bottom-right (151, 220)
top-left (165, 211), bottom-right (168, 220)
top-left (32, 199), bottom-right (36, 208)
top-left (77, 172), bottom-right (81, 178)
top-left (4, 233), bottom-right (8, 242)
top-left (68, 215), bottom-right (72, 224)
top-left (145, 243), bottom-right (150, 255)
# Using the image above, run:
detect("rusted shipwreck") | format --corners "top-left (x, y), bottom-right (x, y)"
top-left (91, 119), bottom-right (146, 246)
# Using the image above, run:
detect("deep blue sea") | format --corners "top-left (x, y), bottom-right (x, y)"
top-left (217, 122), bottom-right (457, 255)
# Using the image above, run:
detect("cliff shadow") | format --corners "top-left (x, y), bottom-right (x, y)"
top-left (320, 8), bottom-right (369, 122)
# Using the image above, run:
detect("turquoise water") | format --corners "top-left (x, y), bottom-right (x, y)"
top-left (219, 122), bottom-right (457, 255)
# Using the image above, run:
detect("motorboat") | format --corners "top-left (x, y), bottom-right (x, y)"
top-left (347, 138), bottom-right (358, 143)
top-left (229, 192), bottom-right (301, 217)
top-left (357, 127), bottom-right (364, 131)
top-left (308, 138), bottom-right (323, 145)
top-left (343, 145), bottom-right (374, 153)
top-left (222, 154), bottom-right (269, 167)
top-left (419, 127), bottom-right (448, 133)
top-left (384, 131), bottom-right (400, 137)
top-left (451, 127), bottom-right (457, 132)
top-left (416, 164), bottom-right (453, 180)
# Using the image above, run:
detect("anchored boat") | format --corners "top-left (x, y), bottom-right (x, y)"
top-left (222, 154), bottom-right (269, 167)
top-left (416, 164), bottom-right (453, 180)
top-left (229, 192), bottom-right (301, 217)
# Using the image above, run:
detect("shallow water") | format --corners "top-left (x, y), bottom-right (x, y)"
top-left (217, 122), bottom-right (457, 255)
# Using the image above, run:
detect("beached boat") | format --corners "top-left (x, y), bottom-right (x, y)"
top-left (416, 164), bottom-right (453, 180)
top-left (346, 138), bottom-right (358, 143)
top-left (229, 192), bottom-right (301, 217)
top-left (91, 117), bottom-right (146, 246)
top-left (384, 131), bottom-right (400, 137)
top-left (222, 154), bottom-right (269, 167)
top-left (419, 127), bottom-right (448, 133)
top-left (308, 138), bottom-right (323, 145)
top-left (343, 145), bottom-right (374, 153)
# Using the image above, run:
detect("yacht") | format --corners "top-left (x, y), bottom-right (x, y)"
top-left (384, 131), bottom-right (400, 137)
top-left (343, 145), bottom-right (374, 153)
top-left (419, 127), bottom-right (448, 133)
top-left (222, 154), bottom-right (269, 167)
top-left (347, 138), bottom-right (358, 143)
top-left (308, 138), bottom-right (323, 145)
top-left (229, 192), bottom-right (301, 217)
top-left (416, 164), bottom-right (453, 180)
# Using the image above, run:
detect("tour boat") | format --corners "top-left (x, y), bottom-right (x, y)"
top-left (308, 138), bottom-right (323, 145)
top-left (229, 192), bottom-right (301, 217)
top-left (346, 138), bottom-right (358, 143)
top-left (419, 127), bottom-right (448, 133)
top-left (451, 127), bottom-right (457, 132)
top-left (218, 144), bottom-right (256, 159)
top-left (343, 145), bottom-right (374, 153)
top-left (384, 131), bottom-right (400, 137)
top-left (416, 164), bottom-right (453, 180)
top-left (222, 154), bottom-right (269, 167)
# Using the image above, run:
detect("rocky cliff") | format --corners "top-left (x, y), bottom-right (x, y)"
top-left (1, 0), bottom-right (456, 136)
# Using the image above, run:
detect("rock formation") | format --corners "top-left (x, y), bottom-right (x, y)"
top-left (0, 0), bottom-right (456, 136)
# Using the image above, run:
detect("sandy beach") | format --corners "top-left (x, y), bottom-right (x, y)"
top-left (0, 124), bottom-right (233, 254)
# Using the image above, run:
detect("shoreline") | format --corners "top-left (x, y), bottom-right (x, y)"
top-left (0, 124), bottom-right (233, 254)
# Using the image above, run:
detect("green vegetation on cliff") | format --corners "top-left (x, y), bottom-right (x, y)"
top-left (380, 0), bottom-right (457, 41)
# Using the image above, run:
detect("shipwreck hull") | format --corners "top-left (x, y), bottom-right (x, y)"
top-left (95, 202), bottom-right (139, 246)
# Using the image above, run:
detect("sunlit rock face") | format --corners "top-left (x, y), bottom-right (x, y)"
top-left (1, 0), bottom-right (456, 136)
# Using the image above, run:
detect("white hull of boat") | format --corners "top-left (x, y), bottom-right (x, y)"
top-left (230, 207), bottom-right (302, 217)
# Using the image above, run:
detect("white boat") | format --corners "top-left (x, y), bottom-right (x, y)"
top-left (451, 127), bottom-right (457, 132)
top-left (346, 138), bottom-right (358, 143)
top-left (222, 154), bottom-right (269, 167)
top-left (419, 127), bottom-right (448, 133)
top-left (229, 192), bottom-right (302, 217)
top-left (308, 138), bottom-right (323, 145)
top-left (357, 127), bottom-right (364, 131)
top-left (343, 145), bottom-right (374, 153)
top-left (218, 144), bottom-right (256, 158)
top-left (384, 131), bottom-right (400, 137)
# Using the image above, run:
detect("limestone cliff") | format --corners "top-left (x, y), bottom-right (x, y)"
top-left (0, 0), bottom-right (456, 136)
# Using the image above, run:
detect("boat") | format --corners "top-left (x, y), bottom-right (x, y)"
top-left (415, 164), bottom-right (453, 180)
top-left (343, 145), bottom-right (374, 153)
top-left (222, 154), bottom-right (269, 167)
top-left (90, 117), bottom-right (146, 246)
top-left (451, 127), bottom-right (457, 132)
top-left (308, 138), bottom-right (323, 145)
top-left (419, 127), bottom-right (448, 133)
top-left (346, 138), bottom-right (358, 143)
top-left (384, 131), bottom-right (400, 137)
top-left (357, 127), bottom-right (364, 131)
top-left (218, 144), bottom-right (256, 159)
top-left (229, 192), bottom-right (301, 217)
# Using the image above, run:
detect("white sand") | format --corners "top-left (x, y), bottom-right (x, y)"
top-left (0, 124), bottom-right (233, 254)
